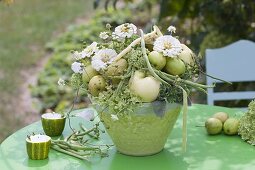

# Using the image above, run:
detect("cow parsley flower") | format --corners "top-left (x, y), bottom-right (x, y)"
top-left (80, 42), bottom-right (98, 58)
top-left (99, 32), bottom-right (109, 40)
top-left (71, 62), bottom-right (84, 73)
top-left (153, 35), bottom-right (182, 57)
top-left (112, 23), bottom-right (137, 41)
top-left (72, 51), bottom-right (82, 60)
top-left (57, 78), bottom-right (66, 86)
top-left (167, 25), bottom-right (176, 34)
top-left (91, 49), bottom-right (117, 71)
top-left (111, 114), bottom-right (119, 121)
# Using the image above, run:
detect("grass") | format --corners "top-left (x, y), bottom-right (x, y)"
top-left (0, 0), bottom-right (93, 142)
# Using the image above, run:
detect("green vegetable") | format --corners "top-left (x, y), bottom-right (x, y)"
top-left (26, 135), bottom-right (51, 160)
top-left (106, 59), bottom-right (128, 76)
top-left (205, 118), bottom-right (222, 135)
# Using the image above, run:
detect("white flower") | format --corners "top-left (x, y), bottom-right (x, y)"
top-left (91, 49), bottom-right (117, 71)
top-left (80, 42), bottom-right (98, 58)
top-left (153, 35), bottom-right (182, 57)
top-left (91, 59), bottom-right (107, 71)
top-left (112, 23), bottom-right (137, 41)
top-left (111, 114), bottom-right (119, 121)
top-left (99, 32), bottom-right (109, 40)
top-left (167, 25), bottom-right (176, 34)
top-left (72, 51), bottom-right (82, 60)
top-left (75, 109), bottom-right (95, 121)
top-left (57, 78), bottom-right (66, 86)
top-left (71, 62), bottom-right (84, 73)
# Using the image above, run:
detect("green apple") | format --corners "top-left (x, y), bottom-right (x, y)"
top-left (148, 51), bottom-right (166, 70)
top-left (178, 44), bottom-right (195, 65)
top-left (129, 71), bottom-right (160, 102)
top-left (105, 59), bottom-right (128, 76)
top-left (82, 65), bottom-right (98, 83)
top-left (88, 75), bottom-right (106, 96)
top-left (164, 57), bottom-right (186, 75)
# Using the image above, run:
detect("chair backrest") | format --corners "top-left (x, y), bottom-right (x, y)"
top-left (205, 40), bottom-right (255, 106)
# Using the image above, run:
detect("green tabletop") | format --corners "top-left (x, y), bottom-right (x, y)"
top-left (1, 104), bottom-right (254, 170)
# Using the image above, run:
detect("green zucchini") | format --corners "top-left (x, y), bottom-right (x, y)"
top-left (26, 134), bottom-right (51, 160)
top-left (41, 113), bottom-right (66, 137)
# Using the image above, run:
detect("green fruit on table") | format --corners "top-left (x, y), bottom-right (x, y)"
top-left (26, 134), bottom-right (51, 160)
top-left (223, 118), bottom-right (240, 135)
top-left (105, 59), bottom-right (128, 76)
top-left (88, 75), bottom-right (106, 96)
top-left (129, 71), bottom-right (160, 102)
top-left (148, 51), bottom-right (166, 70)
top-left (164, 57), bottom-right (186, 76)
top-left (82, 65), bottom-right (98, 83)
top-left (205, 118), bottom-right (223, 135)
top-left (213, 112), bottom-right (229, 123)
top-left (178, 44), bottom-right (195, 65)
top-left (41, 113), bottom-right (66, 137)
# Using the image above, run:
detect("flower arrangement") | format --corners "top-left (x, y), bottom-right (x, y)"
top-left (52, 23), bottom-right (214, 158)
top-left (69, 23), bottom-right (212, 115)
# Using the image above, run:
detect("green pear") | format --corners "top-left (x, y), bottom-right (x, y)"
top-left (105, 59), bottom-right (128, 76)
top-left (213, 112), bottom-right (229, 123)
top-left (88, 75), bottom-right (106, 96)
top-left (82, 65), bottom-right (98, 83)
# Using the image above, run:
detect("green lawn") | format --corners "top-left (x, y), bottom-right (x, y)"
top-left (0, 0), bottom-right (93, 142)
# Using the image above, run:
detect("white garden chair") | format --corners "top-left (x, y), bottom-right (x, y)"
top-left (205, 40), bottom-right (255, 106)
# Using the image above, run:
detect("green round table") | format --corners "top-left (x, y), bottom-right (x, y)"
top-left (1, 104), bottom-right (254, 170)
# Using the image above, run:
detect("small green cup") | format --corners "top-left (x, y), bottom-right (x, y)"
top-left (41, 113), bottom-right (66, 137)
top-left (26, 134), bottom-right (51, 160)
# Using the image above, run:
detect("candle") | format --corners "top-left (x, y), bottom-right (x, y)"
top-left (41, 112), bottom-right (66, 137)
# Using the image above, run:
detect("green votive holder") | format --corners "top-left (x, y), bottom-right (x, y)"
top-left (26, 134), bottom-right (51, 160)
top-left (41, 113), bottom-right (66, 137)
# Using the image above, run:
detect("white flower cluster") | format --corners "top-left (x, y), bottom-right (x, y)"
top-left (72, 42), bottom-right (98, 60)
top-left (167, 25), bottom-right (176, 34)
top-left (112, 23), bottom-right (137, 41)
top-left (153, 35), bottom-right (182, 57)
top-left (91, 49), bottom-right (117, 71)
top-left (71, 62), bottom-right (84, 73)
top-left (99, 32), bottom-right (109, 40)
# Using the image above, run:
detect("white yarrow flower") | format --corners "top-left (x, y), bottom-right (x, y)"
top-left (153, 35), bottom-right (182, 57)
top-left (71, 62), bottom-right (84, 73)
top-left (99, 32), bottom-right (109, 40)
top-left (167, 25), bottom-right (176, 33)
top-left (91, 49), bottom-right (117, 71)
top-left (111, 114), bottom-right (119, 121)
top-left (57, 78), bottom-right (66, 86)
top-left (91, 59), bottom-right (107, 71)
top-left (75, 109), bottom-right (95, 121)
top-left (112, 23), bottom-right (137, 41)
top-left (80, 42), bottom-right (98, 58)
